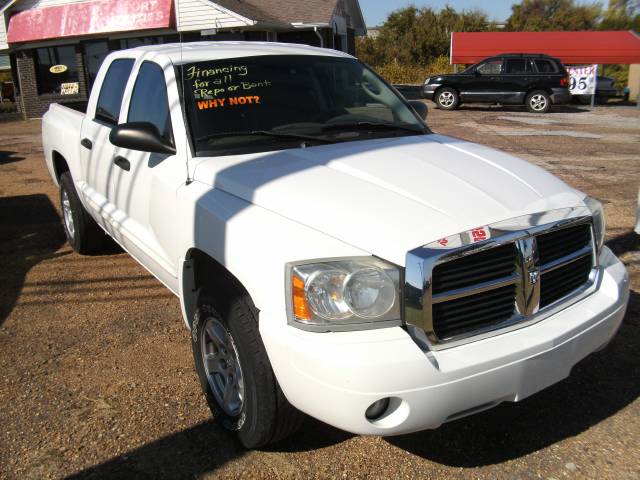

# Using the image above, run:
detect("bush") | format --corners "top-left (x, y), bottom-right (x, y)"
top-left (371, 56), bottom-right (454, 85)
top-left (0, 102), bottom-right (17, 114)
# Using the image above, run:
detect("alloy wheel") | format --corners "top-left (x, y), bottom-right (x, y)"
top-left (61, 189), bottom-right (75, 240)
top-left (201, 317), bottom-right (244, 416)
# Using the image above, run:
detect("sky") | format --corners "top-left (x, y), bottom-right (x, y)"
top-left (359, 0), bottom-right (517, 25)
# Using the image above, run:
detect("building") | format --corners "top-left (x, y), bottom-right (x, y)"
top-left (0, 0), bottom-right (366, 119)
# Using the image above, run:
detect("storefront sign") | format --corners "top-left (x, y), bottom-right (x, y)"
top-left (50, 64), bottom-right (68, 74)
top-left (61, 82), bottom-right (79, 95)
top-left (567, 64), bottom-right (597, 96)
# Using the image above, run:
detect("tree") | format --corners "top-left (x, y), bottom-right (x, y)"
top-left (600, 0), bottom-right (640, 30)
top-left (506, 0), bottom-right (602, 31)
top-left (357, 6), bottom-right (494, 67)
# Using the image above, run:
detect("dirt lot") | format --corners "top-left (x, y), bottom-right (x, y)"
top-left (1, 103), bottom-right (638, 480)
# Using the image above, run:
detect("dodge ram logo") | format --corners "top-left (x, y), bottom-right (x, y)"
top-left (529, 271), bottom-right (540, 285)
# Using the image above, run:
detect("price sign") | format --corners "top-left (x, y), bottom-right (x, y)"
top-left (567, 64), bottom-right (597, 96)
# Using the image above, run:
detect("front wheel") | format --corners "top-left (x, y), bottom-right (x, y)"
top-left (191, 287), bottom-right (305, 448)
top-left (526, 90), bottom-right (551, 113)
top-left (435, 87), bottom-right (459, 110)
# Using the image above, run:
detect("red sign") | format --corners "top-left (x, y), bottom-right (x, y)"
top-left (7, 0), bottom-right (175, 44)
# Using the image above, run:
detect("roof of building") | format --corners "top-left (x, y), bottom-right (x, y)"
top-left (451, 30), bottom-right (640, 65)
top-left (216, 0), bottom-right (339, 25)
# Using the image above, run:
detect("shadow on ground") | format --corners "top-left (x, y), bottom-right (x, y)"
top-left (455, 104), bottom-right (589, 114)
top-left (0, 194), bottom-right (66, 325)
top-left (0, 150), bottom-right (25, 165)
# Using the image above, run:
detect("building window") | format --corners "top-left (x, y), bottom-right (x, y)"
top-left (34, 46), bottom-right (79, 95)
top-left (119, 37), bottom-right (165, 50)
top-left (84, 41), bottom-right (110, 90)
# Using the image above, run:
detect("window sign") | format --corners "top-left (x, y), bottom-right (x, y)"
top-left (49, 64), bottom-right (68, 74)
top-left (61, 82), bottom-right (79, 95)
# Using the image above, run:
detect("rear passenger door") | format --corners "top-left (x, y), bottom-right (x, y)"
top-left (79, 58), bottom-right (135, 228)
top-left (532, 58), bottom-right (558, 89)
top-left (501, 58), bottom-right (532, 103)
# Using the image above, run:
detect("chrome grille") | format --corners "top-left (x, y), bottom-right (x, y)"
top-left (404, 209), bottom-right (598, 350)
top-left (432, 244), bottom-right (517, 294)
top-left (433, 284), bottom-right (516, 339)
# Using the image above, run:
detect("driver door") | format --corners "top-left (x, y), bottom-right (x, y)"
top-left (466, 58), bottom-right (504, 102)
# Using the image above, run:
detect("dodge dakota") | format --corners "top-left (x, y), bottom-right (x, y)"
top-left (42, 42), bottom-right (629, 448)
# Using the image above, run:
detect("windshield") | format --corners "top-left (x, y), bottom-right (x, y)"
top-left (180, 55), bottom-right (427, 156)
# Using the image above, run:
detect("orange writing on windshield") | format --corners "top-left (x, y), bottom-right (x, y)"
top-left (197, 96), bottom-right (261, 110)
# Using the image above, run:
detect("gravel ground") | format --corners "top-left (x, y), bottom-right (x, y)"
top-left (0, 102), bottom-right (638, 480)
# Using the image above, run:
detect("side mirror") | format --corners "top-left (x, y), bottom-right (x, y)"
top-left (474, 69), bottom-right (481, 76)
top-left (109, 122), bottom-right (176, 155)
top-left (408, 100), bottom-right (428, 120)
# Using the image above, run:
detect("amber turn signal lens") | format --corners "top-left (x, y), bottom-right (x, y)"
top-left (292, 275), bottom-right (311, 321)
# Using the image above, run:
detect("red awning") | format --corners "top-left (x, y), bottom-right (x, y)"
top-left (451, 31), bottom-right (640, 65)
top-left (7, 0), bottom-right (175, 44)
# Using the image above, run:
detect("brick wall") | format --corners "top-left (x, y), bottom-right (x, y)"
top-left (15, 45), bottom-right (88, 119)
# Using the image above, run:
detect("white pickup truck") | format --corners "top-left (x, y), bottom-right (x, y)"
top-left (42, 42), bottom-right (629, 448)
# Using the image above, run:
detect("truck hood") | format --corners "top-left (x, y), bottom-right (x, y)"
top-left (191, 134), bottom-right (585, 265)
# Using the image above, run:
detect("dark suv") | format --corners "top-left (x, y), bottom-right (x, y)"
top-left (423, 54), bottom-right (571, 113)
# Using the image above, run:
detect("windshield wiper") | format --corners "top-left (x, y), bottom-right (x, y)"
top-left (321, 122), bottom-right (425, 134)
top-left (196, 130), bottom-right (333, 144)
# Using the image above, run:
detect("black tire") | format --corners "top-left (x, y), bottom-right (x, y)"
top-left (526, 90), bottom-right (551, 113)
top-left (191, 285), bottom-right (305, 448)
top-left (59, 172), bottom-right (105, 254)
top-left (435, 87), bottom-right (459, 110)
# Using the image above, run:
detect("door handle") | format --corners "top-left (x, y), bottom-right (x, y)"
top-left (80, 138), bottom-right (93, 150)
top-left (113, 156), bottom-right (130, 172)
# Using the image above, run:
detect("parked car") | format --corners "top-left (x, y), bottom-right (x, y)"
top-left (42, 42), bottom-right (629, 449)
top-left (573, 76), bottom-right (618, 104)
top-left (423, 53), bottom-right (571, 113)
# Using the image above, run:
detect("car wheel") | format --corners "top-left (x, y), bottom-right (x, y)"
top-left (435, 88), bottom-right (459, 110)
top-left (526, 90), bottom-right (551, 113)
top-left (59, 172), bottom-right (105, 254)
top-left (191, 286), bottom-right (305, 448)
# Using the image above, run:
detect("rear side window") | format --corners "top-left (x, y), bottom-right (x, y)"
top-left (534, 59), bottom-right (557, 73)
top-left (504, 59), bottom-right (528, 74)
top-left (128, 62), bottom-right (172, 140)
top-left (95, 59), bottom-right (135, 125)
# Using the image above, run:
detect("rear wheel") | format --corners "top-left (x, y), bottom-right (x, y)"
top-left (59, 172), bottom-right (105, 254)
top-left (191, 285), bottom-right (305, 448)
top-left (435, 87), bottom-right (459, 110)
top-left (526, 90), bottom-right (551, 113)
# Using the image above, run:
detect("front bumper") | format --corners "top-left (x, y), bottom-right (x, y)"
top-left (422, 83), bottom-right (440, 101)
top-left (260, 247), bottom-right (628, 436)
top-left (551, 88), bottom-right (572, 105)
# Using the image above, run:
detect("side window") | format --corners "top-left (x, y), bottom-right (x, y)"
top-left (504, 59), bottom-right (528, 74)
top-left (477, 59), bottom-right (503, 75)
top-left (95, 59), bottom-right (135, 125)
top-left (128, 62), bottom-right (172, 140)
top-left (534, 59), bottom-right (556, 73)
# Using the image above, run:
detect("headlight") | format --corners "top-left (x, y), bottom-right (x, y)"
top-left (424, 77), bottom-right (431, 85)
top-left (585, 196), bottom-right (606, 252)
top-left (287, 257), bottom-right (401, 330)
